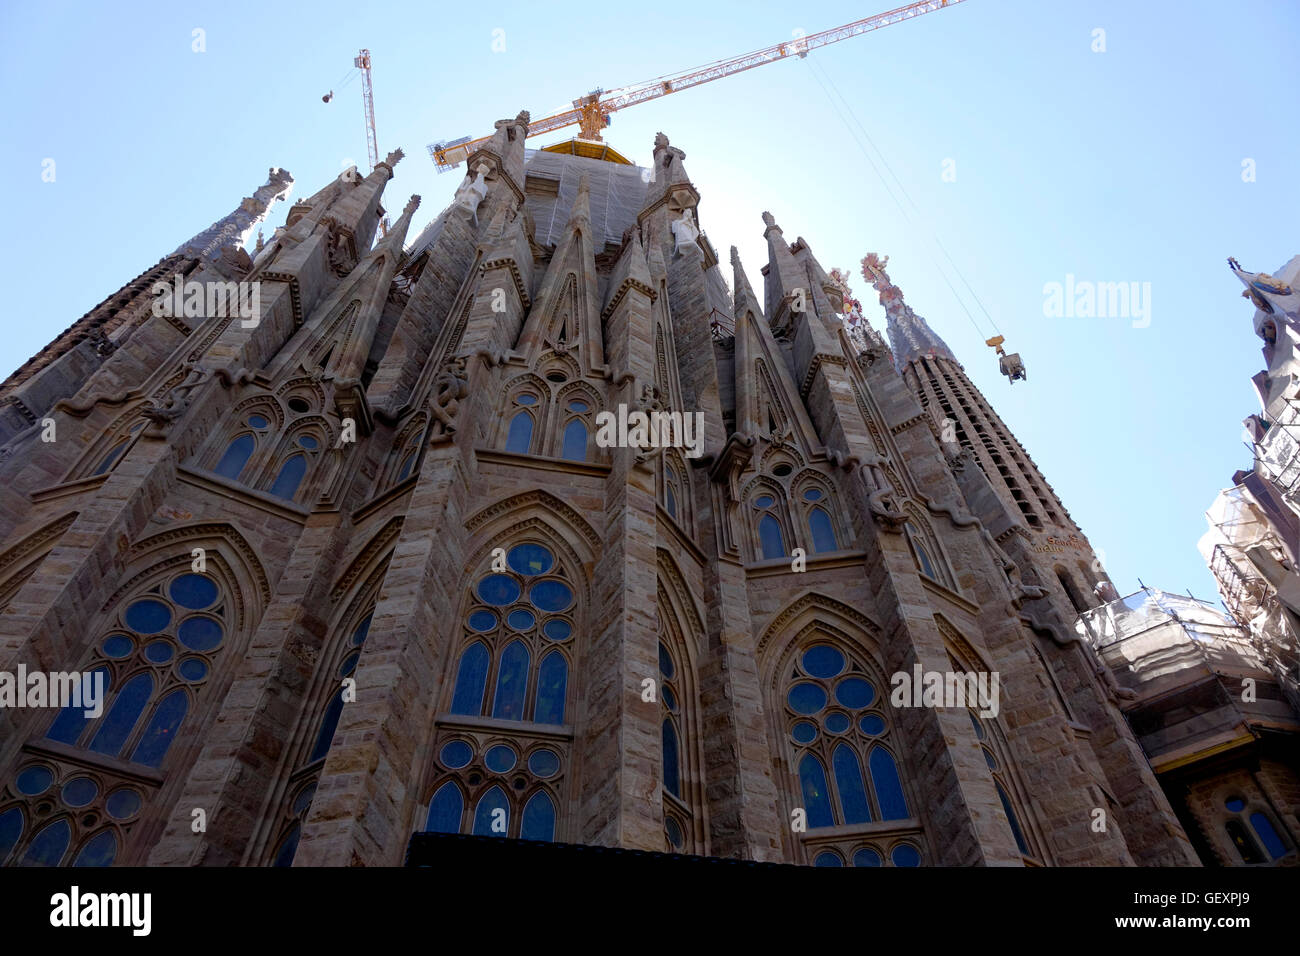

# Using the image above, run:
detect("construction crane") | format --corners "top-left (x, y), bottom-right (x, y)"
top-left (325, 49), bottom-right (391, 235)
top-left (428, 0), bottom-right (967, 171)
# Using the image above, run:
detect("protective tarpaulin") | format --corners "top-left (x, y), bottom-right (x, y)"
top-left (523, 149), bottom-right (649, 249)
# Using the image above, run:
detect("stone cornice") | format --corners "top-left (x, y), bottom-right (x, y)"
top-left (601, 277), bottom-right (657, 321)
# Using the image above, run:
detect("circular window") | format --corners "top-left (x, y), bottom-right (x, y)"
top-left (791, 721), bottom-right (818, 744)
top-left (665, 816), bottom-right (684, 849)
top-left (477, 574), bottom-right (521, 606)
top-left (16, 766), bottom-right (53, 796)
top-left (105, 788), bottom-right (143, 820)
top-left (803, 488), bottom-right (823, 502)
top-left (62, 777), bottom-right (99, 808)
top-left (754, 495), bottom-right (775, 509)
top-left (507, 544), bottom-right (554, 576)
top-left (468, 610), bottom-right (497, 632)
top-left (859, 714), bottom-right (886, 736)
top-left (247, 414), bottom-right (269, 429)
top-left (178, 657), bottom-right (208, 682)
top-left (891, 844), bottom-right (921, 867)
top-left (529, 579), bottom-right (572, 612)
top-left (439, 740), bottom-right (473, 769)
top-left (773, 463), bottom-right (793, 477)
top-left (788, 682), bottom-right (828, 715)
top-left (144, 640), bottom-right (174, 664)
top-left (287, 397), bottom-right (311, 414)
top-left (835, 677), bottom-right (875, 710)
top-left (528, 749), bottom-right (560, 778)
top-left (824, 712), bottom-right (850, 734)
top-left (658, 643), bottom-right (675, 679)
top-left (515, 394), bottom-right (537, 406)
top-left (853, 847), bottom-right (883, 867)
top-left (814, 851), bottom-right (843, 867)
top-left (125, 599), bottom-right (171, 634)
top-left (1225, 797), bottom-right (1246, 813)
top-left (546, 371), bottom-right (566, 383)
top-left (801, 645), bottom-right (844, 679)
top-left (297, 435), bottom-right (319, 450)
top-left (178, 616), bottom-right (224, 652)
top-left (485, 745), bottom-right (517, 773)
top-left (542, 618), bottom-right (572, 642)
top-left (507, 609), bottom-right (535, 631)
top-left (568, 400), bottom-right (590, 413)
top-left (101, 634), bottom-right (133, 659)
top-left (170, 574), bottom-right (218, 610)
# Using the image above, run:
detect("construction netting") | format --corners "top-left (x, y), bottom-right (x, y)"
top-left (522, 149), bottom-right (649, 249)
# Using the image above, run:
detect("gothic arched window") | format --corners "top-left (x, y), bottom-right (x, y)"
top-left (91, 421), bottom-right (147, 477)
top-left (751, 491), bottom-right (788, 560)
top-left (904, 523), bottom-right (937, 580)
top-left (1222, 795), bottom-right (1291, 863)
top-left (798, 486), bottom-right (839, 554)
top-left (559, 397), bottom-right (592, 462)
top-left (214, 411), bottom-right (273, 481)
top-left (505, 404), bottom-right (536, 455)
top-left (783, 640), bottom-right (920, 866)
top-left (265, 429), bottom-right (324, 502)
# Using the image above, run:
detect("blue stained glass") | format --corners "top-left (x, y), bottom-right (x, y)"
top-left (131, 690), bottom-right (188, 767)
top-left (439, 740), bottom-right (472, 769)
top-left (16, 766), bottom-right (52, 795)
top-left (507, 544), bottom-right (554, 576)
top-left (125, 599), bottom-right (170, 634)
top-left (351, 613), bottom-right (373, 645)
top-left (835, 677), bottom-right (875, 709)
top-left (310, 690), bottom-right (346, 762)
top-left (46, 667), bottom-right (110, 745)
top-left (853, 848), bottom-right (883, 867)
top-left (451, 643), bottom-right (490, 715)
top-left (984, 748), bottom-right (998, 770)
top-left (270, 454), bottom-right (308, 500)
top-left (170, 574), bottom-right (218, 610)
top-left (665, 816), bottom-right (683, 849)
top-left (869, 748), bottom-right (909, 821)
top-left (659, 643), bottom-right (675, 679)
top-left (859, 714), bottom-right (886, 735)
top-left (468, 610), bottom-right (497, 632)
top-left (814, 851), bottom-right (843, 867)
top-left (291, 784), bottom-right (317, 815)
top-left (473, 787), bottom-right (509, 837)
top-left (833, 745), bottom-right (873, 824)
top-left (492, 641), bottom-right (530, 721)
top-left (105, 789), bottom-right (142, 820)
top-left (997, 782), bottom-right (1030, 855)
top-left (1250, 812), bottom-right (1288, 860)
top-left (102, 634), bottom-right (133, 658)
top-left (802, 645), bottom-right (844, 679)
top-left (397, 451), bottom-right (417, 482)
top-left (338, 651), bottom-right (360, 678)
top-left (178, 658), bottom-right (208, 681)
top-left (214, 434), bottom-right (255, 480)
top-left (90, 672), bottom-right (153, 756)
top-left (799, 755), bottom-right (835, 829)
top-left (505, 412), bottom-right (534, 453)
top-left (515, 394), bottom-right (537, 406)
top-left (0, 808), bottom-right (23, 864)
top-left (803, 488), bottom-right (823, 502)
top-left (521, 791), bottom-right (556, 842)
top-left (809, 507), bottom-right (838, 553)
top-left (662, 685), bottom-right (677, 711)
top-left (824, 712), bottom-right (850, 734)
top-left (61, 777), bottom-right (98, 807)
top-left (755, 495), bottom-right (775, 509)
top-left (1225, 797), bottom-right (1245, 812)
top-left (92, 441), bottom-right (129, 476)
top-left (568, 400), bottom-right (590, 413)
top-left (178, 616), bottom-right (223, 651)
top-left (788, 682), bottom-right (827, 715)
top-left (72, 830), bottom-right (118, 867)
top-left (144, 641), bottom-right (173, 664)
top-left (507, 609), bottom-right (535, 631)
top-left (534, 650), bottom-right (567, 725)
top-left (297, 435), bottom-right (319, 450)
top-left (561, 420), bottom-right (588, 461)
top-left (477, 574), bottom-right (521, 606)
top-left (663, 718), bottom-right (681, 797)
top-left (792, 721), bottom-right (818, 744)
top-left (529, 580), bottom-right (572, 612)
top-left (665, 482), bottom-right (677, 519)
top-left (272, 825), bottom-right (300, 868)
top-left (543, 618), bottom-right (572, 641)
top-left (247, 415), bottom-right (269, 429)
top-left (970, 712), bottom-right (986, 740)
top-left (22, 819), bottom-right (70, 866)
top-left (528, 749), bottom-right (560, 778)
top-left (758, 514), bottom-right (785, 559)
top-left (485, 745), bottom-right (516, 773)
top-left (891, 844), bottom-right (922, 867)
top-left (425, 782), bottom-right (463, 833)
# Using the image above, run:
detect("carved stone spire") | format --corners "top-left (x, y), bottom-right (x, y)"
top-left (863, 252), bottom-right (955, 368)
top-left (172, 167), bottom-right (294, 264)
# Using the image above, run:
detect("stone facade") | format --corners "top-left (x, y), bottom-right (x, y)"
top-left (0, 113), bottom-right (1200, 867)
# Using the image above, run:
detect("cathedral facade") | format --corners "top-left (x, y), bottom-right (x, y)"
top-left (0, 112), bottom-right (1200, 867)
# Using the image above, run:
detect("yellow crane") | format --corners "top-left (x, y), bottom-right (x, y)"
top-left (428, 0), bottom-right (967, 171)
top-left (324, 49), bottom-right (390, 236)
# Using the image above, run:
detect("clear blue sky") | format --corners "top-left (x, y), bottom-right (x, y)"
top-left (2, 0), bottom-right (1297, 606)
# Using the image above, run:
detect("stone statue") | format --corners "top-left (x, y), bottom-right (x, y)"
top-left (670, 209), bottom-right (700, 257)
top-left (454, 163), bottom-right (491, 224)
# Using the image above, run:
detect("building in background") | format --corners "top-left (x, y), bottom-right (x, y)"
top-left (0, 114), bottom-right (1199, 867)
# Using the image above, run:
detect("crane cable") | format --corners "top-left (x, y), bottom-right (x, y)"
top-left (802, 54), bottom-right (1004, 340)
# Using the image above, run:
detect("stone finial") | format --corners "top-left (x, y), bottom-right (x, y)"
top-left (730, 245), bottom-right (742, 267)
top-left (654, 131), bottom-right (670, 151)
top-left (403, 195), bottom-right (422, 216)
top-left (382, 147), bottom-right (405, 168)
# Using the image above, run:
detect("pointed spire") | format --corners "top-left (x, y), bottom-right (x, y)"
top-left (568, 173), bottom-right (591, 228)
top-left (173, 167), bottom-right (294, 264)
top-left (731, 245), bottom-right (763, 325)
top-left (731, 247), bottom-right (762, 439)
top-left (863, 253), bottom-right (955, 368)
top-left (373, 194), bottom-right (420, 254)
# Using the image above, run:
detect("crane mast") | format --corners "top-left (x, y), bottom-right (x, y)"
top-left (355, 49), bottom-right (390, 236)
top-left (428, 0), bottom-right (965, 171)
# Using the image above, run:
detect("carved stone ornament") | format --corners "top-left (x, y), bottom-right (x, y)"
top-left (141, 363), bottom-right (209, 436)
top-left (428, 355), bottom-right (470, 443)
top-left (859, 462), bottom-right (906, 531)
